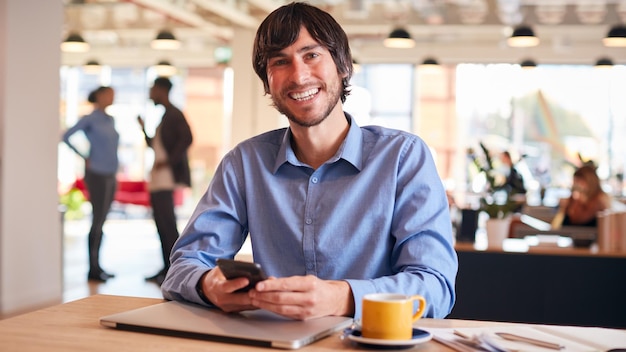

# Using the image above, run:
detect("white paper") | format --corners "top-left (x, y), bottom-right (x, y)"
top-left (423, 325), bottom-right (626, 352)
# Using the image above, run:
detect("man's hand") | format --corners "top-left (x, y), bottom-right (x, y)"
top-left (248, 275), bottom-right (354, 320)
top-left (199, 268), bottom-right (258, 313)
top-left (136, 115), bottom-right (145, 130)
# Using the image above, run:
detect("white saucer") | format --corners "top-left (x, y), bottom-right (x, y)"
top-left (347, 328), bottom-right (433, 348)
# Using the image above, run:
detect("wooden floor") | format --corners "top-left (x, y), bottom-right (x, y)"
top-left (63, 207), bottom-right (252, 303)
top-left (63, 213), bottom-right (177, 302)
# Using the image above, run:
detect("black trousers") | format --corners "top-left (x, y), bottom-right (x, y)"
top-left (84, 169), bottom-right (117, 273)
top-left (149, 190), bottom-right (179, 271)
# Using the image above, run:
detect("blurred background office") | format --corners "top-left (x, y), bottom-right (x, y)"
top-left (2, 0), bottom-right (626, 318)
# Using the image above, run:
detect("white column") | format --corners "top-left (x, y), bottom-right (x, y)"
top-left (0, 0), bottom-right (63, 315)
top-left (229, 27), bottom-right (282, 149)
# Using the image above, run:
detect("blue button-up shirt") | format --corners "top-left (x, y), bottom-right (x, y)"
top-left (162, 115), bottom-right (457, 318)
top-left (63, 109), bottom-right (119, 175)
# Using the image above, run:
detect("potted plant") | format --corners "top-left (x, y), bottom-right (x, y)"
top-left (469, 142), bottom-right (520, 217)
top-left (468, 142), bottom-right (520, 247)
top-left (478, 192), bottom-right (520, 220)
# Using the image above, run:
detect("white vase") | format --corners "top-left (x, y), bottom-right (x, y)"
top-left (485, 217), bottom-right (511, 249)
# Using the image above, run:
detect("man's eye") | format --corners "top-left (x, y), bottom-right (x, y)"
top-left (270, 59), bottom-right (287, 67)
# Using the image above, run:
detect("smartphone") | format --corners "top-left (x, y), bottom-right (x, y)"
top-left (216, 258), bottom-right (268, 292)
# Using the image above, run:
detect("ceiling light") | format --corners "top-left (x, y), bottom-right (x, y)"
top-left (594, 57), bottom-right (614, 68)
top-left (151, 29), bottom-right (181, 50)
top-left (352, 59), bottom-right (362, 74)
top-left (419, 57), bottom-right (441, 73)
top-left (383, 28), bottom-right (415, 49)
top-left (153, 60), bottom-right (177, 76)
top-left (83, 59), bottom-right (101, 74)
top-left (507, 25), bottom-right (539, 47)
top-left (520, 59), bottom-right (537, 69)
top-left (602, 24), bottom-right (626, 47)
top-left (421, 57), bottom-right (440, 66)
top-left (61, 32), bottom-right (90, 53)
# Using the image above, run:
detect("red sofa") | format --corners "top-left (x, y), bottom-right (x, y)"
top-left (73, 178), bottom-right (183, 207)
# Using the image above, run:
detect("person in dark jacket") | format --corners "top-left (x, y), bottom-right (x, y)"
top-left (138, 77), bottom-right (193, 285)
top-left (500, 151), bottom-right (526, 196)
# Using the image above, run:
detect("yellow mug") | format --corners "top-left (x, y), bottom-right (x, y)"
top-left (361, 293), bottom-right (427, 340)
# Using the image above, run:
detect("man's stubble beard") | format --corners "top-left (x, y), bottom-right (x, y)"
top-left (272, 80), bottom-right (343, 128)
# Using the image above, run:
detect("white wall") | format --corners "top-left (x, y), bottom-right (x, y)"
top-left (230, 27), bottom-right (282, 148)
top-left (0, 0), bottom-right (63, 316)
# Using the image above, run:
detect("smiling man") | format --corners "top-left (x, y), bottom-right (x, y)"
top-left (161, 2), bottom-right (457, 321)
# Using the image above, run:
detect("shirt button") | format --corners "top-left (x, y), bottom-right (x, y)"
top-left (311, 177), bottom-right (318, 183)
top-left (306, 263), bottom-right (314, 270)
top-left (305, 218), bottom-right (312, 225)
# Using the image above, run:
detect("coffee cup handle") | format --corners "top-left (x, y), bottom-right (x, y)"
top-left (411, 295), bottom-right (427, 322)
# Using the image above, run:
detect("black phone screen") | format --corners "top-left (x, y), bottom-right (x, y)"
top-left (216, 259), bottom-right (268, 292)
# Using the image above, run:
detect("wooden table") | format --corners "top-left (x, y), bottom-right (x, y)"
top-left (0, 294), bottom-right (517, 351)
top-left (1, 294), bottom-right (624, 351)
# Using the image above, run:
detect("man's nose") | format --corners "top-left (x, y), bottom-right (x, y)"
top-left (290, 59), bottom-right (310, 84)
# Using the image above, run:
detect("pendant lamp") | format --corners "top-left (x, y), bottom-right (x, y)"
top-left (520, 59), bottom-right (537, 69)
top-left (507, 25), bottom-right (539, 47)
top-left (83, 59), bottom-right (101, 74)
top-left (352, 59), bottom-right (362, 74)
top-left (151, 29), bottom-right (181, 50)
top-left (602, 24), bottom-right (626, 47)
top-left (154, 60), bottom-right (177, 76)
top-left (61, 32), bottom-right (90, 53)
top-left (421, 57), bottom-right (440, 66)
top-left (419, 57), bottom-right (441, 73)
top-left (383, 28), bottom-right (415, 48)
top-left (594, 57), bottom-right (614, 68)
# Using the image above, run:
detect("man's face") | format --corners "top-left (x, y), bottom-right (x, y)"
top-left (149, 85), bottom-right (160, 105)
top-left (266, 27), bottom-right (344, 128)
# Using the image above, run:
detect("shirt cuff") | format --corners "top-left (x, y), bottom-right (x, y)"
top-left (344, 279), bottom-right (377, 319)
top-left (195, 270), bottom-right (213, 305)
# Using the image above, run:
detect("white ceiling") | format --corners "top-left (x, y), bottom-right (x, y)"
top-left (62, 0), bottom-right (626, 67)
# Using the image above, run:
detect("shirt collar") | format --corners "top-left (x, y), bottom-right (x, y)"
top-left (273, 113), bottom-right (363, 173)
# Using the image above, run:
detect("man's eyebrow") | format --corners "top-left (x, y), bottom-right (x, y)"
top-left (269, 43), bottom-right (323, 59)
top-left (297, 44), bottom-right (322, 53)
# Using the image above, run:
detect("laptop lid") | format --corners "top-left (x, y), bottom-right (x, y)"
top-left (100, 300), bottom-right (353, 350)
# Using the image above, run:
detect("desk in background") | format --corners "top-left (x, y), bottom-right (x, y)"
top-left (1, 295), bottom-right (624, 351)
top-left (450, 241), bottom-right (626, 328)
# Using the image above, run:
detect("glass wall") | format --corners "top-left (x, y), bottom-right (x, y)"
top-left (58, 65), bottom-right (224, 204)
top-left (456, 64), bottom-right (626, 205)
top-left (346, 63), bottom-right (414, 132)
top-left (60, 61), bottom-right (626, 209)
top-left (346, 62), bottom-right (626, 207)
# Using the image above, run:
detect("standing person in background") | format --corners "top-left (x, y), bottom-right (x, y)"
top-left (552, 164), bottom-right (611, 228)
top-left (138, 77), bottom-right (193, 285)
top-left (63, 86), bottom-right (119, 282)
top-left (500, 151), bottom-right (526, 196)
top-left (500, 150), bottom-right (526, 213)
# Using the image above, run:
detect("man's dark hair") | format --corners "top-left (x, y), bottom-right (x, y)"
top-left (252, 2), bottom-right (353, 103)
top-left (153, 76), bottom-right (173, 92)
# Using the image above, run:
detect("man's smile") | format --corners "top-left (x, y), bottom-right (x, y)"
top-left (289, 88), bottom-right (320, 101)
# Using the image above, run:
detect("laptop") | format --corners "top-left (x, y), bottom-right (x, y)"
top-left (100, 300), bottom-right (353, 350)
